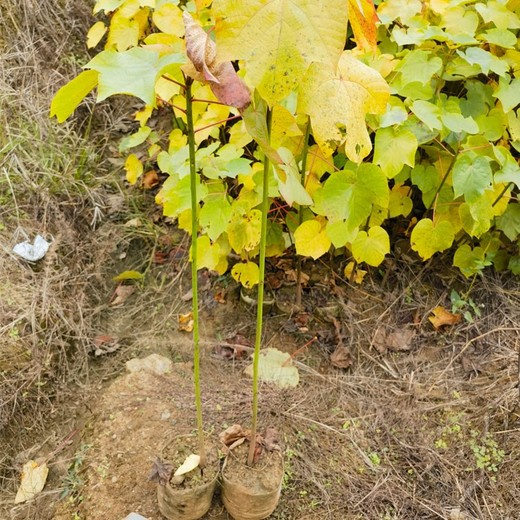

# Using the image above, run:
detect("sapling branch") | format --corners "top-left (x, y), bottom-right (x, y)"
top-left (247, 107), bottom-right (272, 467)
top-left (185, 77), bottom-right (206, 468)
top-left (425, 149), bottom-right (459, 213)
top-left (296, 119), bottom-right (311, 309)
top-left (194, 114), bottom-right (242, 134)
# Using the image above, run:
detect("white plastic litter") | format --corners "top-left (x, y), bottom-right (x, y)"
top-left (122, 514), bottom-right (148, 520)
top-left (12, 235), bottom-right (50, 261)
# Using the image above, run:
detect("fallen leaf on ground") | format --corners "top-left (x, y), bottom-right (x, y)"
top-left (284, 269), bottom-right (310, 285)
top-left (461, 355), bottom-right (481, 375)
top-left (15, 460), bottom-right (49, 504)
top-left (113, 270), bottom-right (144, 282)
top-left (174, 453), bottom-right (200, 476)
top-left (330, 345), bottom-right (354, 369)
top-left (214, 333), bottom-right (251, 360)
top-left (93, 334), bottom-right (120, 356)
top-left (142, 170), bottom-right (160, 189)
top-left (262, 428), bottom-right (281, 451)
top-left (244, 348), bottom-right (299, 388)
top-left (214, 290), bottom-right (226, 304)
top-left (372, 326), bottom-right (415, 354)
top-left (178, 312), bottom-right (194, 332)
top-left (429, 306), bottom-right (461, 329)
top-left (148, 458), bottom-right (173, 486)
top-left (110, 285), bottom-right (135, 306)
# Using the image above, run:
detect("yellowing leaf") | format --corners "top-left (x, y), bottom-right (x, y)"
top-left (244, 348), bottom-right (299, 388)
top-left (410, 218), bottom-right (454, 260)
top-left (213, 0), bottom-right (349, 103)
top-left (50, 70), bottom-right (99, 123)
top-left (347, 0), bottom-right (378, 52)
top-left (15, 461), bottom-right (49, 504)
top-left (125, 153), bottom-right (144, 184)
top-left (106, 15), bottom-right (139, 51)
top-left (227, 210), bottom-right (262, 253)
top-left (298, 52), bottom-right (389, 161)
top-left (196, 235), bottom-right (223, 271)
top-left (294, 219), bottom-right (331, 259)
top-left (152, 4), bottom-right (184, 37)
top-left (231, 261), bottom-right (259, 288)
top-left (174, 454), bottom-right (200, 476)
top-left (87, 21), bottom-right (107, 49)
top-left (351, 226), bottom-right (389, 266)
top-left (344, 261), bottom-right (367, 284)
top-left (113, 270), bottom-right (144, 281)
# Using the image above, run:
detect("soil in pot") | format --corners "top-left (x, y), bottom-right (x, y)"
top-left (221, 441), bottom-right (284, 520)
top-left (156, 436), bottom-right (219, 520)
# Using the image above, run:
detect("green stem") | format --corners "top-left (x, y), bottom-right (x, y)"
top-left (185, 78), bottom-right (206, 467)
top-left (295, 119), bottom-right (311, 309)
top-left (426, 149), bottom-right (459, 214)
top-left (247, 107), bottom-right (272, 467)
top-left (492, 182), bottom-right (513, 207)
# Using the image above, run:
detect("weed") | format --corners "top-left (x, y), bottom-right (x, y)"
top-left (60, 443), bottom-right (92, 503)
top-left (468, 431), bottom-right (505, 475)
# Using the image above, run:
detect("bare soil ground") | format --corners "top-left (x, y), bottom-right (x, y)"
top-left (1, 3), bottom-right (519, 520)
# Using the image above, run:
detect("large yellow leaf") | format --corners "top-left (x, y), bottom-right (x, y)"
top-left (213, 0), bottom-right (349, 103)
top-left (298, 51), bottom-right (389, 161)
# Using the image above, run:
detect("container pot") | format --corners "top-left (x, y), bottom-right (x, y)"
top-left (156, 436), bottom-right (219, 520)
top-left (221, 444), bottom-right (284, 520)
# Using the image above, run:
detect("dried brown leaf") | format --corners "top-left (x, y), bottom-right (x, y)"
top-left (330, 345), bottom-right (354, 369)
top-left (148, 458), bottom-right (173, 486)
top-left (110, 285), bottom-right (135, 306)
top-left (219, 424), bottom-right (250, 447)
top-left (183, 12), bottom-right (250, 109)
top-left (373, 326), bottom-right (415, 354)
top-left (142, 169), bottom-right (160, 189)
top-left (429, 306), bottom-right (462, 330)
top-left (178, 312), bottom-right (194, 332)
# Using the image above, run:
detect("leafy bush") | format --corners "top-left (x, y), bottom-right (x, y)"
top-left (52, 0), bottom-right (520, 279)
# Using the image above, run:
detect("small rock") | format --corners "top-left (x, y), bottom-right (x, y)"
top-left (160, 411), bottom-right (171, 421)
top-left (122, 514), bottom-right (148, 520)
top-left (126, 354), bottom-right (172, 375)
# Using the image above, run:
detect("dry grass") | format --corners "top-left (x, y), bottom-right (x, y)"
top-left (0, 0), bottom-right (114, 489)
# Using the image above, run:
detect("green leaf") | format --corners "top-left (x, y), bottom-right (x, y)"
top-left (351, 226), bottom-right (390, 266)
top-left (453, 244), bottom-right (491, 277)
top-left (213, 0), bottom-right (349, 103)
top-left (474, 1), bottom-right (520, 30)
top-left (158, 174), bottom-right (208, 218)
top-left (86, 48), bottom-right (185, 105)
top-left (50, 70), bottom-right (99, 123)
top-left (496, 204), bottom-right (520, 241)
top-left (199, 194), bottom-right (232, 241)
top-left (493, 75), bottom-right (520, 113)
top-left (481, 29), bottom-right (517, 48)
top-left (294, 219), bottom-right (331, 259)
top-left (457, 47), bottom-right (508, 77)
top-left (374, 127), bottom-right (417, 178)
top-left (119, 127), bottom-right (152, 152)
top-left (113, 270), bottom-right (144, 281)
top-left (298, 52), bottom-right (389, 161)
top-left (441, 112), bottom-right (479, 134)
top-left (410, 219), bottom-right (454, 260)
top-left (396, 50), bottom-right (443, 86)
top-left (326, 219), bottom-right (358, 248)
top-left (231, 261), bottom-right (259, 288)
top-left (313, 164), bottom-right (388, 228)
top-left (452, 155), bottom-right (492, 203)
top-left (410, 100), bottom-right (442, 131)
